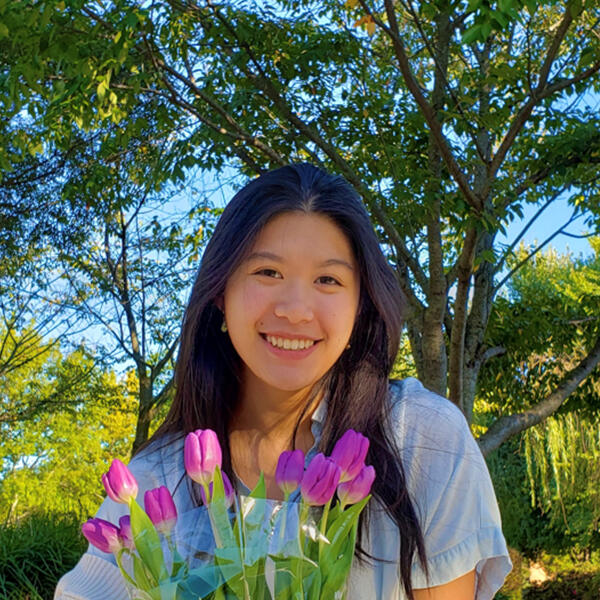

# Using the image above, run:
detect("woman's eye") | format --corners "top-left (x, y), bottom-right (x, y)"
top-left (255, 268), bottom-right (282, 278)
top-left (316, 276), bottom-right (340, 286)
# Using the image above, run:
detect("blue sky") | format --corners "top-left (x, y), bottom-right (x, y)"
top-left (500, 194), bottom-right (595, 260)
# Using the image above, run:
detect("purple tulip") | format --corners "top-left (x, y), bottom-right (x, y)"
top-left (184, 429), bottom-right (222, 486)
top-left (300, 453), bottom-right (341, 506)
top-left (118, 515), bottom-right (135, 550)
top-left (144, 486), bottom-right (178, 535)
top-left (200, 471), bottom-right (235, 508)
top-left (102, 458), bottom-right (138, 504)
top-left (81, 518), bottom-right (122, 554)
top-left (337, 465), bottom-right (376, 508)
top-left (275, 449), bottom-right (305, 497)
top-left (330, 429), bottom-right (370, 483)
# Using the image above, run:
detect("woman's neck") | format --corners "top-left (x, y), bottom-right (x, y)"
top-left (228, 374), bottom-right (321, 497)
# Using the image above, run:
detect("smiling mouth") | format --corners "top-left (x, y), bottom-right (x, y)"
top-left (262, 334), bottom-right (318, 350)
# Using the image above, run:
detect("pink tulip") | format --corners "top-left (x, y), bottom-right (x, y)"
top-left (184, 429), bottom-right (222, 486)
top-left (102, 459), bottom-right (138, 504)
top-left (337, 465), bottom-right (376, 508)
top-left (300, 453), bottom-right (341, 506)
top-left (200, 470), bottom-right (235, 508)
top-left (118, 515), bottom-right (135, 550)
top-left (81, 518), bottom-right (122, 554)
top-left (330, 429), bottom-right (369, 483)
top-left (144, 486), bottom-right (178, 535)
top-left (275, 449), bottom-right (305, 496)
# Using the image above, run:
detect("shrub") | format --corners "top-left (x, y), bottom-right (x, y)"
top-left (0, 512), bottom-right (86, 600)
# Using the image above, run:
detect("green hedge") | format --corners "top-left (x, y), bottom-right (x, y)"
top-left (0, 512), bottom-right (87, 600)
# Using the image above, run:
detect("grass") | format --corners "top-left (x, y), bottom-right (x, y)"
top-left (0, 512), bottom-right (87, 600)
top-left (496, 549), bottom-right (600, 600)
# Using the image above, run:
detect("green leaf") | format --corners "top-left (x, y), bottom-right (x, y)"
top-left (130, 499), bottom-right (169, 584)
top-left (318, 496), bottom-right (369, 594)
top-left (96, 80), bottom-right (107, 100)
top-left (132, 552), bottom-right (156, 591)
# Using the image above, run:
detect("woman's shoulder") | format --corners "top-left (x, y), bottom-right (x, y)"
top-left (129, 432), bottom-right (185, 476)
top-left (386, 377), bottom-right (472, 448)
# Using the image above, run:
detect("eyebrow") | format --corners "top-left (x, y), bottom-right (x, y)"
top-left (246, 251), bottom-right (354, 271)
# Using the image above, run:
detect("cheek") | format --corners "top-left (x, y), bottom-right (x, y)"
top-left (321, 296), bottom-right (359, 333)
top-left (225, 281), bottom-right (271, 323)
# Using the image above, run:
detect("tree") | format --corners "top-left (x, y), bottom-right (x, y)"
top-left (2, 0), bottom-right (600, 451)
top-left (477, 239), bottom-right (600, 450)
top-left (58, 183), bottom-right (217, 450)
top-left (0, 342), bottom-right (136, 518)
top-left (480, 242), bottom-right (600, 551)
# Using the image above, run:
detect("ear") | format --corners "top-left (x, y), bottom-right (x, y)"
top-left (214, 295), bottom-right (224, 312)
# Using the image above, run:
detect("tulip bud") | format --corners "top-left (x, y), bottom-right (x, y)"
top-left (300, 453), bottom-right (341, 506)
top-left (118, 515), bottom-right (135, 550)
top-left (275, 449), bottom-right (305, 497)
top-left (144, 486), bottom-right (178, 535)
top-left (184, 429), bottom-right (222, 486)
top-left (330, 429), bottom-right (369, 483)
top-left (337, 465), bottom-right (375, 508)
top-left (82, 518), bottom-right (122, 554)
top-left (102, 459), bottom-right (138, 504)
top-left (200, 470), bottom-right (235, 508)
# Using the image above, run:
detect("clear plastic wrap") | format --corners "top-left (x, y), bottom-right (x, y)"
top-left (123, 495), bottom-right (357, 600)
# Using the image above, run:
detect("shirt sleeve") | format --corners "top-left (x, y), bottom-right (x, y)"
top-left (390, 378), bottom-right (512, 598)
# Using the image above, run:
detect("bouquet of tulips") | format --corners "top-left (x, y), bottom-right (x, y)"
top-left (82, 429), bottom-right (375, 600)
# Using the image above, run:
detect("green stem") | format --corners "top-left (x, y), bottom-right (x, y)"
top-left (115, 548), bottom-right (138, 588)
top-left (296, 502), bottom-right (311, 598)
top-left (278, 495), bottom-right (290, 550)
top-left (317, 500), bottom-right (331, 561)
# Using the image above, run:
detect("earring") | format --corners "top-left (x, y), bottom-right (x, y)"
top-left (221, 318), bottom-right (228, 333)
top-left (346, 343), bottom-right (351, 349)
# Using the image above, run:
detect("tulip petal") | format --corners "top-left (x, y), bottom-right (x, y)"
top-left (82, 518), bottom-right (122, 554)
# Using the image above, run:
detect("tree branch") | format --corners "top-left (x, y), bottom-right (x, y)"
top-left (494, 189), bottom-right (563, 275)
top-left (481, 345), bottom-right (506, 363)
top-left (448, 228), bottom-right (477, 410)
top-left (379, 0), bottom-right (482, 212)
top-left (487, 5), bottom-right (575, 184)
top-left (478, 332), bottom-right (600, 455)
top-left (493, 211), bottom-right (581, 293)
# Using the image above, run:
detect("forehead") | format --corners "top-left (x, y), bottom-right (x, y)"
top-left (250, 212), bottom-right (355, 261)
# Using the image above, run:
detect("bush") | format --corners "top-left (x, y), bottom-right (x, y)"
top-left (0, 512), bottom-right (86, 600)
top-left (487, 437), bottom-right (566, 556)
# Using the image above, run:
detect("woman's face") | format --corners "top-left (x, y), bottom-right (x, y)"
top-left (223, 212), bottom-right (360, 396)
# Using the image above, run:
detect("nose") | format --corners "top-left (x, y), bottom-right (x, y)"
top-left (273, 281), bottom-right (314, 323)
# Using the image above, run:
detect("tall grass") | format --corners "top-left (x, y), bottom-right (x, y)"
top-left (0, 512), bottom-right (87, 600)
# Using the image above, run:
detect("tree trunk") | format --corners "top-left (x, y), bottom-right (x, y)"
top-left (463, 248), bottom-right (495, 422)
top-left (420, 11), bottom-right (451, 396)
top-left (132, 369), bottom-right (153, 453)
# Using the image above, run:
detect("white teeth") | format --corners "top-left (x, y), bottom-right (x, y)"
top-left (265, 335), bottom-right (315, 350)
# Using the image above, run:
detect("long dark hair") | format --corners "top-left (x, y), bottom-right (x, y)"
top-left (149, 164), bottom-right (427, 598)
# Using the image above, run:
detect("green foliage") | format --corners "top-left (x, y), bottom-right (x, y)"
top-left (0, 342), bottom-right (136, 519)
top-left (487, 437), bottom-right (566, 556)
top-left (497, 566), bottom-right (600, 600)
top-left (523, 412), bottom-right (600, 550)
top-left (1, 0), bottom-right (599, 451)
top-left (478, 241), bottom-right (600, 416)
top-left (487, 411), bottom-right (600, 556)
top-left (0, 511), bottom-right (87, 600)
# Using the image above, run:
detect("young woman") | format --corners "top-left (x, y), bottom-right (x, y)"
top-left (55, 164), bottom-right (511, 600)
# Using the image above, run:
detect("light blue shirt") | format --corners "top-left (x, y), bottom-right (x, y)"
top-left (55, 378), bottom-right (511, 599)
